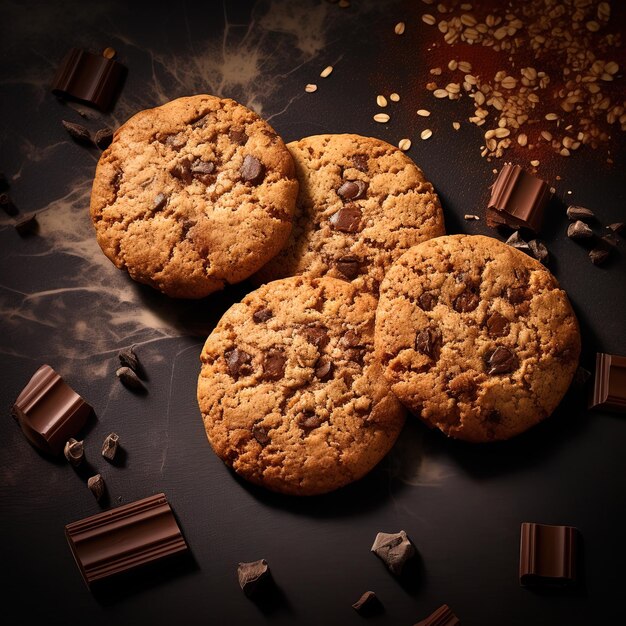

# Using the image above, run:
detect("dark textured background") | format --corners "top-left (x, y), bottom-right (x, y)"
top-left (1, 1), bottom-right (625, 624)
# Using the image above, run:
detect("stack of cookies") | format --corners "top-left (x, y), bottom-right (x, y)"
top-left (91, 95), bottom-right (580, 496)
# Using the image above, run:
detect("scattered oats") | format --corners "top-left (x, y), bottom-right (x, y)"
top-left (422, 14), bottom-right (436, 25)
top-left (430, 67), bottom-right (443, 75)
top-left (452, 121), bottom-right (461, 130)
top-left (494, 128), bottom-right (510, 138)
top-left (501, 76), bottom-right (517, 89)
top-left (434, 89), bottom-right (449, 98)
top-left (461, 14), bottom-right (477, 27)
top-left (398, 138), bottom-right (412, 151)
top-left (464, 214), bottom-right (480, 220)
top-left (320, 65), bottom-right (333, 78)
top-left (305, 84), bottom-right (318, 93)
top-left (390, 92), bottom-right (400, 102)
top-left (545, 113), bottom-right (559, 121)
top-left (417, 109), bottom-right (431, 117)
top-left (597, 2), bottom-right (610, 21)
top-left (586, 20), bottom-right (600, 32)
top-left (541, 131), bottom-right (553, 141)
top-left (448, 60), bottom-right (458, 71)
top-left (530, 159), bottom-right (540, 167)
top-left (420, 128), bottom-right (433, 140)
top-left (377, 95), bottom-right (388, 107)
top-left (560, 148), bottom-right (571, 156)
top-left (458, 61), bottom-right (472, 73)
top-left (517, 133), bottom-right (528, 146)
top-left (605, 61), bottom-right (619, 75)
top-left (395, 22), bottom-right (405, 35)
top-left (373, 113), bottom-right (390, 123)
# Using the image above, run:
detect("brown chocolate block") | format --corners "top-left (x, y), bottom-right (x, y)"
top-left (414, 604), bottom-right (460, 626)
top-left (12, 364), bottom-right (92, 455)
top-left (519, 522), bottom-right (578, 586)
top-left (65, 493), bottom-right (188, 586)
top-left (589, 353), bottom-right (626, 413)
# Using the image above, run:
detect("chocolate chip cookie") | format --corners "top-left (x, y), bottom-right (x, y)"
top-left (375, 235), bottom-right (580, 442)
top-left (197, 275), bottom-right (406, 495)
top-left (254, 134), bottom-right (445, 293)
top-left (90, 95), bottom-right (298, 298)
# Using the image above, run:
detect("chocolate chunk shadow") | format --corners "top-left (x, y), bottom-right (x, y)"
top-left (244, 575), bottom-right (293, 616)
top-left (395, 549), bottom-right (426, 596)
top-left (105, 443), bottom-right (128, 468)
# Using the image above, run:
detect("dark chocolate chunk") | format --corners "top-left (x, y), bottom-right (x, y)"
top-left (229, 128), bottom-right (248, 145)
top-left (240, 155), bottom-right (265, 184)
top-left (488, 164), bottom-right (551, 233)
top-left (94, 127), bottom-right (113, 150)
top-left (151, 193), bottom-right (167, 212)
top-left (303, 326), bottom-right (329, 349)
top-left (337, 180), bottom-right (367, 201)
top-left (528, 239), bottom-right (549, 264)
top-left (253, 307), bottom-right (273, 323)
top-left (566, 205), bottom-right (595, 222)
top-left (12, 364), bottom-right (92, 456)
top-left (225, 348), bottom-right (253, 378)
top-left (0, 192), bottom-right (18, 216)
top-left (415, 328), bottom-right (441, 359)
top-left (414, 604), bottom-right (460, 626)
top-left (607, 222), bottom-right (624, 235)
top-left (371, 530), bottom-right (415, 575)
top-left (314, 357), bottom-right (333, 380)
top-left (352, 591), bottom-right (381, 615)
top-left (64, 438), bottom-right (84, 466)
top-left (507, 285), bottom-right (528, 304)
top-left (453, 289), bottom-right (479, 313)
top-left (118, 345), bottom-right (139, 372)
top-left (519, 522), bottom-right (578, 586)
top-left (116, 366), bottom-right (146, 391)
top-left (339, 329), bottom-right (363, 348)
top-left (589, 247), bottom-right (610, 266)
top-left (164, 133), bottom-right (186, 150)
top-left (251, 424), bottom-right (270, 445)
top-left (297, 410), bottom-right (326, 430)
top-left (335, 256), bottom-right (360, 279)
top-left (101, 432), bottom-right (120, 461)
top-left (237, 559), bottom-right (271, 597)
top-left (15, 214), bottom-right (38, 236)
top-left (505, 230), bottom-right (530, 251)
top-left (170, 159), bottom-right (193, 185)
top-left (191, 160), bottom-right (215, 175)
top-left (262, 350), bottom-right (286, 381)
top-left (62, 120), bottom-right (92, 145)
top-left (87, 474), bottom-right (105, 501)
top-left (589, 352), bottom-right (626, 413)
top-left (485, 346), bottom-right (518, 375)
top-left (351, 154), bottom-right (369, 171)
top-left (329, 205), bottom-right (362, 233)
top-left (65, 493), bottom-right (188, 585)
top-left (486, 311), bottom-right (510, 337)
top-left (0, 172), bottom-right (8, 192)
top-left (418, 292), bottom-right (437, 311)
top-left (567, 220), bottom-right (593, 240)
top-left (602, 233), bottom-right (619, 247)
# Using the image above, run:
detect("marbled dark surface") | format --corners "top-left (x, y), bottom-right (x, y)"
top-left (1, 1), bottom-right (625, 624)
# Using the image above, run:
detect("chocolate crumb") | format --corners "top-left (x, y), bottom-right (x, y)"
top-left (528, 239), bottom-right (549, 264)
top-left (567, 220), bottom-right (593, 240)
top-left (371, 530), bottom-right (415, 575)
top-left (566, 205), bottom-right (595, 222)
top-left (118, 345), bottom-right (139, 372)
top-left (237, 559), bottom-right (270, 597)
top-left (505, 231), bottom-right (530, 251)
top-left (589, 247), bottom-right (610, 266)
top-left (352, 591), bottom-right (381, 615)
top-left (94, 127), bottom-right (113, 150)
top-left (253, 307), bottom-right (273, 323)
top-left (87, 474), bottom-right (105, 501)
top-left (101, 433), bottom-right (120, 461)
top-left (15, 214), bottom-right (38, 236)
top-left (116, 366), bottom-right (145, 391)
top-left (225, 348), bottom-right (253, 378)
top-left (64, 438), bottom-right (84, 466)
top-left (62, 120), bottom-right (92, 145)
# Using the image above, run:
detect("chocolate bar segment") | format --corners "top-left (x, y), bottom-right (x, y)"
top-left (51, 48), bottom-right (125, 111)
top-left (414, 604), bottom-right (460, 626)
top-left (519, 522), bottom-right (578, 586)
top-left (12, 364), bottom-right (92, 456)
top-left (65, 493), bottom-right (188, 586)
top-left (487, 164), bottom-right (552, 233)
top-left (589, 353), bottom-right (626, 413)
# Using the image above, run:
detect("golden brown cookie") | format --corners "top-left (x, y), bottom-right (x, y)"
top-left (90, 95), bottom-right (298, 298)
top-left (197, 276), bottom-right (406, 495)
top-left (254, 134), bottom-right (445, 293)
top-left (375, 235), bottom-right (580, 442)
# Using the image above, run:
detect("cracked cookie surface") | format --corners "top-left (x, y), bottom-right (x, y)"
top-left (197, 275), bottom-right (406, 495)
top-left (90, 94), bottom-right (298, 298)
top-left (375, 235), bottom-right (580, 442)
top-left (254, 134), bottom-right (445, 293)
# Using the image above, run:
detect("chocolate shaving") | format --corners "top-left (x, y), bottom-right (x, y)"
top-left (62, 120), bottom-right (92, 145)
top-left (64, 438), bottom-right (84, 466)
top-left (116, 366), bottom-right (145, 391)
top-left (101, 432), bottom-right (120, 461)
top-left (87, 474), bottom-right (105, 501)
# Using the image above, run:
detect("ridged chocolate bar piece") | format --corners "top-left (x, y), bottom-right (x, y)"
top-left (12, 364), bottom-right (92, 456)
top-left (589, 353), bottom-right (626, 413)
top-left (519, 522), bottom-right (578, 586)
top-left (65, 493), bottom-right (188, 586)
top-left (487, 164), bottom-right (552, 233)
top-left (414, 604), bottom-right (460, 626)
top-left (51, 48), bottom-right (125, 111)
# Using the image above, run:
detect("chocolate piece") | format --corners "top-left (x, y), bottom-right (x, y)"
top-left (335, 256), bottom-right (360, 279)
top-left (251, 424), bottom-right (270, 445)
top-left (297, 410), bottom-right (326, 430)
top-left (507, 285), bottom-right (528, 304)
top-left (352, 591), bottom-right (380, 615)
top-left (589, 247), bottom-right (610, 266)
top-left (607, 222), bottom-right (624, 235)
top-left (61, 120), bottom-right (92, 145)
top-left (51, 48), bottom-right (126, 111)
top-left (567, 220), bottom-right (593, 240)
top-left (329, 205), bottom-right (362, 233)
top-left (303, 326), bottom-right (329, 349)
top-left (519, 522), bottom-right (578, 586)
top-left (170, 159), bottom-right (193, 185)
top-left (488, 164), bottom-right (551, 233)
top-left (415, 328), bottom-right (441, 359)
top-left (118, 345), bottom-right (139, 372)
top-left (164, 133), bottom-right (186, 150)
top-left (486, 311), bottom-right (510, 337)
top-left (94, 127), bottom-right (113, 150)
top-left (116, 366), bottom-right (145, 391)
top-left (101, 433), bottom-right (120, 461)
top-left (240, 155), bottom-right (264, 184)
top-left (237, 559), bottom-right (270, 597)
top-left (414, 604), bottom-right (460, 626)
top-left (262, 350), bottom-right (286, 381)
top-left (337, 180), bottom-right (367, 201)
top-left (589, 353), bottom-right (626, 413)
top-left (88, 474), bottom-right (105, 501)
top-left (505, 230), bottom-right (530, 251)
top-left (229, 128), bottom-right (248, 145)
top-left (225, 348), bottom-right (253, 378)
top-left (12, 364), bottom-right (92, 456)
top-left (253, 307), bottom-right (272, 323)
top-left (453, 289), bottom-right (479, 313)
top-left (485, 346), bottom-right (518, 375)
top-left (64, 438), bottom-right (84, 466)
top-left (566, 205), bottom-right (595, 222)
top-left (419, 292), bottom-right (437, 311)
top-left (528, 239), bottom-right (549, 264)
top-left (371, 530), bottom-right (415, 575)
top-left (191, 160), bottom-right (215, 175)
top-left (602, 233), bottom-right (619, 247)
top-left (351, 154), bottom-right (368, 171)
top-left (339, 329), bottom-right (362, 348)
top-left (0, 192), bottom-right (18, 216)
top-left (65, 493), bottom-right (188, 585)
top-left (315, 357), bottom-right (333, 380)
top-left (15, 214), bottom-right (38, 236)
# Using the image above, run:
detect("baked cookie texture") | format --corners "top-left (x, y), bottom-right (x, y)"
top-left (90, 95), bottom-right (298, 298)
top-left (197, 275), bottom-right (406, 495)
top-left (375, 235), bottom-right (581, 442)
top-left (254, 134), bottom-right (445, 293)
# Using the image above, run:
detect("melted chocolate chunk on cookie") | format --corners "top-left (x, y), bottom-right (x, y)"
top-left (262, 350), bottom-right (286, 381)
top-left (297, 410), bottom-right (326, 430)
top-left (337, 180), bottom-right (367, 201)
top-left (240, 155), bottom-right (265, 185)
top-left (164, 133), bottom-right (186, 150)
top-left (152, 192), bottom-right (167, 212)
top-left (340, 330), bottom-right (363, 348)
top-left (453, 288), bottom-right (480, 313)
top-left (485, 346), bottom-right (518, 375)
top-left (253, 307), bottom-right (273, 323)
top-left (225, 348), bottom-right (253, 378)
top-left (485, 311), bottom-right (510, 337)
top-left (303, 326), bottom-right (330, 349)
top-left (418, 292), bottom-right (437, 311)
top-left (191, 159), bottom-right (216, 184)
top-left (351, 154), bottom-right (369, 172)
top-left (335, 256), bottom-right (360, 279)
top-left (329, 205), bottom-right (362, 233)
top-left (314, 357), bottom-right (333, 380)
top-left (229, 128), bottom-right (248, 145)
top-left (507, 286), bottom-right (528, 304)
top-left (415, 328), bottom-right (441, 359)
top-left (170, 158), bottom-right (193, 184)
top-left (251, 423), bottom-right (270, 445)
top-left (486, 410), bottom-right (502, 423)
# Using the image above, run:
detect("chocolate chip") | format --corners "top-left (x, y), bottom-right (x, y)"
top-left (485, 346), bottom-right (518, 375)
top-left (567, 220), bottom-right (593, 240)
top-left (101, 432), bottom-right (120, 461)
top-left (329, 205), bottom-right (362, 233)
top-left (253, 307), bottom-right (273, 323)
top-left (352, 591), bottom-right (381, 615)
top-left (151, 193), bottom-right (167, 212)
top-left (453, 290), bottom-right (479, 313)
top-left (170, 159), bottom-right (193, 184)
top-left (164, 133), bottom-right (186, 150)
top-left (118, 345), bottom-right (139, 372)
top-left (229, 128), bottom-right (248, 145)
top-left (314, 357), bottom-right (333, 380)
top-left (297, 410), bottom-right (326, 430)
top-left (589, 247), bottom-right (610, 266)
top-left (303, 326), bottom-right (329, 349)
top-left (251, 424), bottom-right (270, 446)
top-left (607, 222), bottom-right (624, 235)
top-left (262, 350), bottom-right (286, 381)
top-left (87, 474), bottom-right (105, 501)
top-left (15, 214), bottom-right (38, 236)
top-left (0, 192), bottom-right (18, 216)
top-left (94, 127), bottom-right (113, 150)
top-left (64, 438), bottom-right (84, 466)
top-left (225, 348), bottom-right (253, 378)
top-left (351, 154), bottom-right (369, 171)
top-left (238, 560), bottom-right (271, 597)
top-left (485, 311), bottom-right (510, 337)
top-left (335, 256), bottom-right (360, 279)
top-left (528, 239), bottom-right (549, 264)
top-left (240, 155), bottom-right (265, 184)
top-left (370, 530), bottom-right (415, 576)
top-left (415, 328), bottom-right (441, 359)
top-left (507, 286), bottom-right (528, 304)
top-left (116, 366), bottom-right (146, 391)
top-left (191, 160), bottom-right (215, 175)
top-left (337, 180), bottom-right (367, 201)
top-left (602, 233), bottom-right (619, 247)
top-left (339, 330), bottom-right (362, 348)
top-left (62, 120), bottom-right (92, 145)
top-left (418, 292), bottom-right (437, 311)
top-left (505, 230), bottom-right (530, 251)
top-left (567, 205), bottom-right (595, 222)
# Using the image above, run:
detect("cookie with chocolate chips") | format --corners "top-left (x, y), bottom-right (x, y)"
top-left (375, 235), bottom-right (580, 442)
top-left (197, 275), bottom-right (405, 495)
top-left (90, 95), bottom-right (298, 298)
top-left (254, 134), bottom-right (445, 293)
